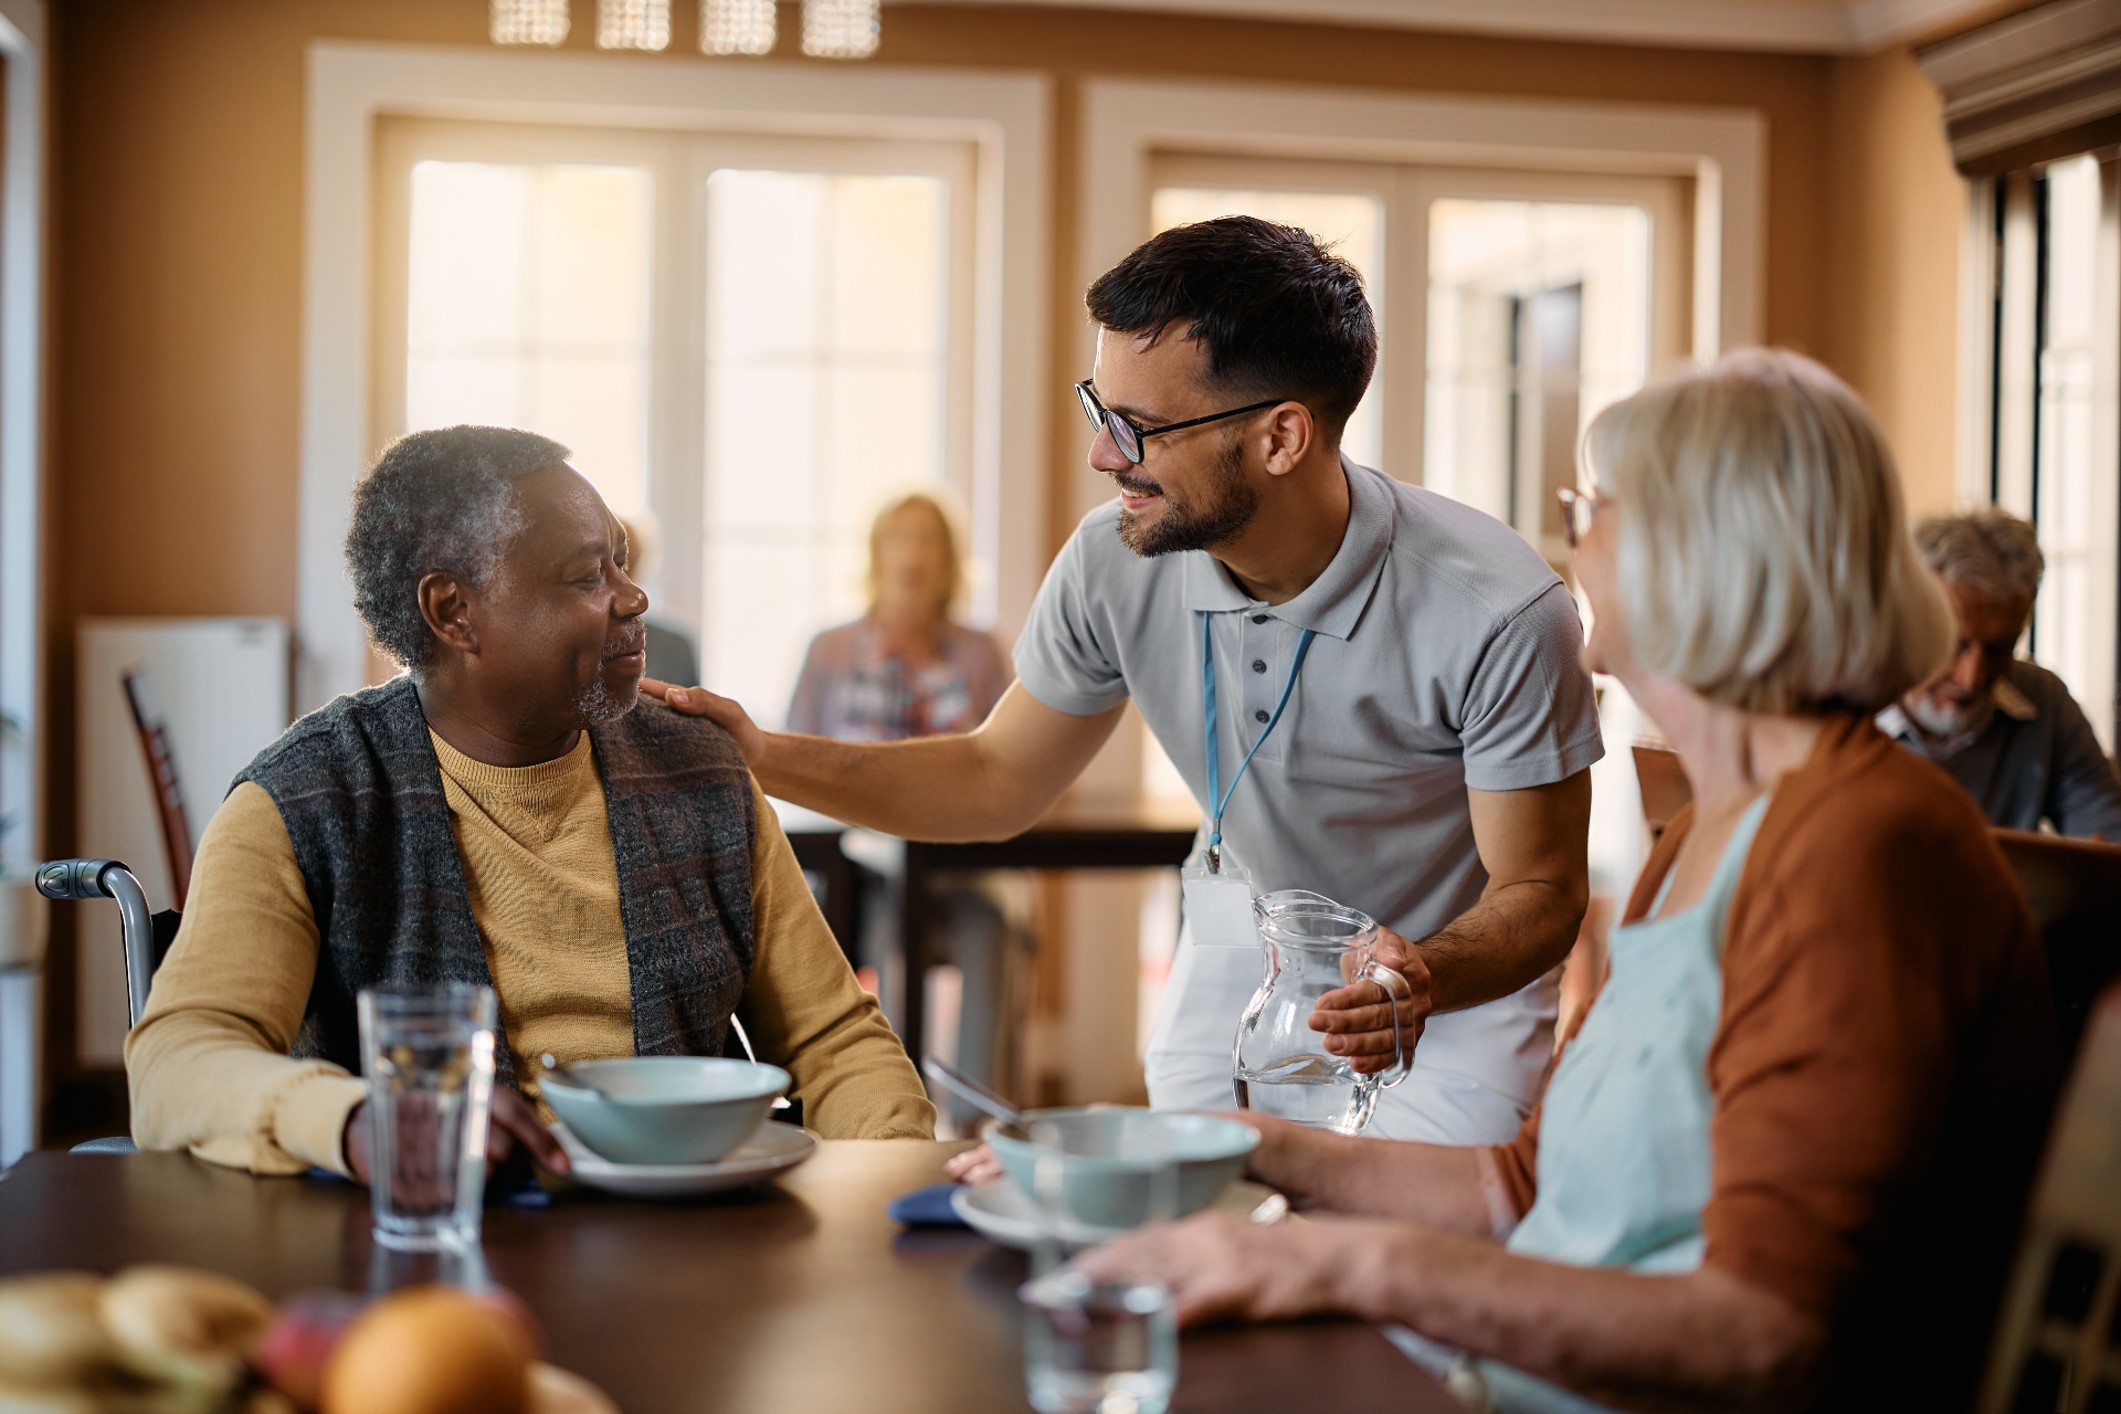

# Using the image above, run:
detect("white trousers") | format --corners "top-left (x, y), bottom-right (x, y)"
top-left (1142, 925), bottom-right (1535, 1147)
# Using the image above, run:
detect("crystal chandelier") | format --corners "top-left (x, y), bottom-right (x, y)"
top-left (801, 0), bottom-right (880, 60)
top-left (598, 0), bottom-right (672, 50)
top-left (490, 0), bottom-right (570, 46)
top-left (701, 0), bottom-right (777, 55)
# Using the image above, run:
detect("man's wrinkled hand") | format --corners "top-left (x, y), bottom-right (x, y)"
top-left (1072, 1212), bottom-right (1352, 1327)
top-left (1307, 928), bottom-right (1431, 1076)
top-left (639, 679), bottom-right (766, 762)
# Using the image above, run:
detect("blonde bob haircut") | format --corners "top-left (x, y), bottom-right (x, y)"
top-left (863, 491), bottom-right (966, 616)
top-left (1583, 348), bottom-right (1952, 715)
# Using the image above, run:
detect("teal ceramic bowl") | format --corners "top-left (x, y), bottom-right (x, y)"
top-left (982, 1108), bottom-right (1260, 1231)
top-left (541, 1057), bottom-right (789, 1166)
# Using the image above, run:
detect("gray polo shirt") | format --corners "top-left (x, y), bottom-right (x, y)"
top-left (1878, 660), bottom-right (2121, 839)
top-left (1016, 459), bottom-right (1604, 1135)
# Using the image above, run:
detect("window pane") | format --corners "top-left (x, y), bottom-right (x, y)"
top-left (1149, 187), bottom-right (1385, 468)
top-left (404, 160), bottom-right (654, 521)
top-left (2033, 154), bottom-right (2114, 750)
top-left (1425, 199), bottom-right (1650, 563)
top-left (703, 169), bottom-right (952, 721)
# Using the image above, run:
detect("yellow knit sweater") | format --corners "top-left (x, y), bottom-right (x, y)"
top-left (125, 730), bottom-right (933, 1176)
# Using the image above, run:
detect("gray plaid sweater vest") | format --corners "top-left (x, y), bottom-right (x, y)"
top-left (235, 676), bottom-right (757, 1088)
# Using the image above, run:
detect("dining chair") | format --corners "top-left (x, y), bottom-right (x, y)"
top-left (1992, 828), bottom-right (2121, 1062)
top-left (1977, 982), bottom-right (2121, 1414)
top-left (35, 857), bottom-right (179, 1155)
top-left (121, 668), bottom-right (194, 909)
top-left (1631, 742), bottom-right (1692, 843)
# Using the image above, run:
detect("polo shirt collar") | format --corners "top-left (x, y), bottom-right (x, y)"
top-left (1179, 456), bottom-right (1393, 641)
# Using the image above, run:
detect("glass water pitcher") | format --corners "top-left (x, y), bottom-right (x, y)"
top-left (1232, 890), bottom-right (1414, 1135)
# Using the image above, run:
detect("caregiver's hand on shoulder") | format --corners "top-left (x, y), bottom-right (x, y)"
top-left (1308, 927), bottom-right (1431, 1076)
top-left (1073, 1212), bottom-right (1357, 1327)
top-left (640, 680), bottom-right (766, 762)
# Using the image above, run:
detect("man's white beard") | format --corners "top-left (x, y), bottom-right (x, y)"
top-left (572, 676), bottom-right (638, 726)
top-left (1902, 688), bottom-right (1995, 750)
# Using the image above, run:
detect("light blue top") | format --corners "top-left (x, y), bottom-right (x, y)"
top-left (1463, 792), bottom-right (1772, 1414)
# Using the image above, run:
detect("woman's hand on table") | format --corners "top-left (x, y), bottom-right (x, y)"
top-left (341, 1088), bottom-right (570, 1185)
top-left (1073, 1211), bottom-right (1367, 1327)
top-left (640, 679), bottom-right (766, 763)
top-left (943, 1144), bottom-right (1004, 1186)
top-left (1308, 927), bottom-right (1432, 1075)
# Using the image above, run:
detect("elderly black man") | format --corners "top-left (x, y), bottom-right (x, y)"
top-left (126, 425), bottom-right (933, 1184)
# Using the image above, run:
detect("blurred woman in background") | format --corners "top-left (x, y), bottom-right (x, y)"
top-left (787, 493), bottom-right (1010, 741)
top-left (787, 493), bottom-right (1025, 1098)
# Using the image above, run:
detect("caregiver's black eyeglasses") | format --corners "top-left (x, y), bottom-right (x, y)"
top-left (1074, 380), bottom-right (1286, 466)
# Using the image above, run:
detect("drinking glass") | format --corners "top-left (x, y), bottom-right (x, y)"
top-left (356, 982), bottom-right (497, 1252)
top-left (1019, 1119), bottom-right (1179, 1414)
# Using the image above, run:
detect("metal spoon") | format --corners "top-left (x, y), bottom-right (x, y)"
top-left (921, 1057), bottom-right (1028, 1138)
top-left (540, 1052), bottom-right (612, 1100)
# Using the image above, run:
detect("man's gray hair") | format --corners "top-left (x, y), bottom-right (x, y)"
top-left (1913, 507), bottom-right (2046, 607)
top-left (346, 425), bottom-right (572, 669)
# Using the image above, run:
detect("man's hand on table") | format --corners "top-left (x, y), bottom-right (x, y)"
top-left (640, 678), bottom-right (765, 763)
top-left (341, 1087), bottom-right (570, 1185)
top-left (1308, 927), bottom-right (1431, 1075)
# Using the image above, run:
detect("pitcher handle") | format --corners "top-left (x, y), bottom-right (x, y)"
top-left (1359, 960), bottom-right (1417, 1089)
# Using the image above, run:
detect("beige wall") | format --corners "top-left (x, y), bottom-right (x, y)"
top-left (1823, 44), bottom-right (1970, 518)
top-left (38, 0), bottom-right (1972, 1095)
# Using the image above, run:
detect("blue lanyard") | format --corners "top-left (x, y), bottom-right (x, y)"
top-left (1201, 612), bottom-right (1316, 872)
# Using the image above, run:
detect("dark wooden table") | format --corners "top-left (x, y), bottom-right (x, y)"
top-left (0, 1145), bottom-right (1457, 1414)
top-left (776, 799), bottom-right (1202, 1063)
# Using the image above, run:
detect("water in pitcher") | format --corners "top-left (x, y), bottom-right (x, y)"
top-left (1232, 890), bottom-right (1413, 1137)
top-left (1232, 1053), bottom-right (1378, 1134)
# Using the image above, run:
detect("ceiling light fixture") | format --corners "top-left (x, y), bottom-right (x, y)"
top-left (801, 0), bottom-right (880, 60)
top-left (598, 0), bottom-right (672, 50)
top-left (490, 0), bottom-right (570, 45)
top-left (702, 0), bottom-right (778, 55)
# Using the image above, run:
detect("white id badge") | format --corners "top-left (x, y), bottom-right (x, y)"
top-left (1180, 855), bottom-right (1260, 949)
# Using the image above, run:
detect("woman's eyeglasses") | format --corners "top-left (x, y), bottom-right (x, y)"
top-left (1555, 487), bottom-right (1608, 550)
top-left (1074, 380), bottom-right (1285, 466)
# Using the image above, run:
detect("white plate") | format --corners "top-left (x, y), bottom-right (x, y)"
top-left (551, 1119), bottom-right (817, 1198)
top-left (950, 1178), bottom-right (1281, 1250)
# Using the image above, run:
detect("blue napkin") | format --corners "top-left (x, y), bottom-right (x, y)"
top-left (888, 1181), bottom-right (969, 1228)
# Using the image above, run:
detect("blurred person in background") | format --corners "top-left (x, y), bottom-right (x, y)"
top-left (1081, 351), bottom-right (2058, 1413)
top-left (786, 492), bottom-right (1026, 1095)
top-left (786, 493), bottom-right (1011, 740)
top-left (1879, 506), bottom-right (2121, 838)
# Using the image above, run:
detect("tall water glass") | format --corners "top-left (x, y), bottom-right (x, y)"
top-left (356, 983), bottom-right (497, 1252)
top-left (1019, 1119), bottom-right (1179, 1414)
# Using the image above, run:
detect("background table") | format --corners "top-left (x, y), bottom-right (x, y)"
top-left (0, 1144), bottom-right (1459, 1414)
top-left (777, 800), bottom-right (1202, 1062)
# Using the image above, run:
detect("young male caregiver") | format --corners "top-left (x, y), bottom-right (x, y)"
top-left (651, 216), bottom-right (1602, 1142)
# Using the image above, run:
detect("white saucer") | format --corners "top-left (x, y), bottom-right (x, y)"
top-left (950, 1178), bottom-right (1280, 1250)
top-left (550, 1119), bottom-right (817, 1198)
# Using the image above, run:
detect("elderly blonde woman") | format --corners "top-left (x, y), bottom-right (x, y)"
top-left (1082, 350), bottom-right (2059, 1411)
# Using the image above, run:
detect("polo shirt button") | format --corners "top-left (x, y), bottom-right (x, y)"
top-left (1251, 659), bottom-right (1267, 674)
top-left (1251, 614), bottom-right (1269, 624)
top-left (1253, 709), bottom-right (1270, 724)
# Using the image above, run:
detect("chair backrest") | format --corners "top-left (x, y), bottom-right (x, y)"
top-left (1631, 742), bottom-right (1692, 843)
top-left (1993, 827), bottom-right (2121, 1061)
top-left (1979, 983), bottom-right (2121, 1414)
top-left (121, 668), bottom-right (194, 909)
top-left (35, 858), bottom-right (179, 1028)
